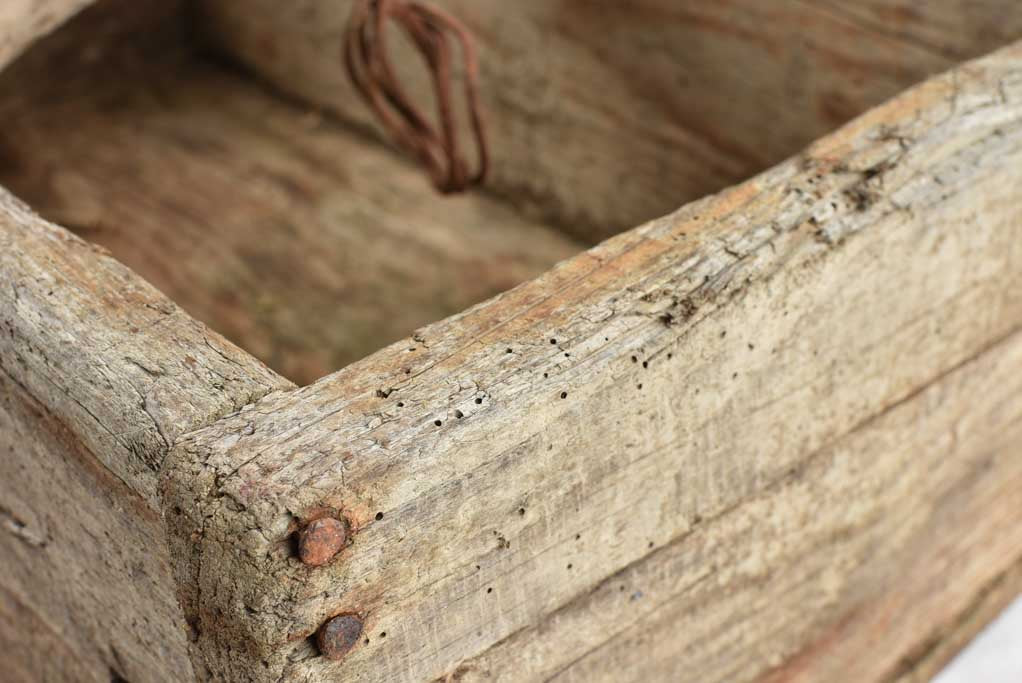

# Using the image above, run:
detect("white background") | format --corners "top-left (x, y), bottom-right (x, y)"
top-left (932, 595), bottom-right (1022, 682)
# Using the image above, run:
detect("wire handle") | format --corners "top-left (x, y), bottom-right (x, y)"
top-left (344, 0), bottom-right (489, 193)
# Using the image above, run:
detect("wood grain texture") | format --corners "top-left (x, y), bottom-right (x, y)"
top-left (460, 326), bottom-right (1022, 683)
top-left (196, 0), bottom-right (1021, 243)
top-left (0, 6), bottom-right (296, 680)
top-left (0, 0), bottom-right (93, 70)
top-left (0, 2), bottom-right (584, 385)
top-left (890, 558), bottom-right (1022, 683)
top-left (0, 371), bottom-right (194, 683)
top-left (161, 41), bottom-right (1022, 681)
top-left (813, 0), bottom-right (1022, 60)
top-left (0, 187), bottom-right (292, 505)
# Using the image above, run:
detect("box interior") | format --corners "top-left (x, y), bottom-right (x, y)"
top-left (0, 0), bottom-right (1012, 385)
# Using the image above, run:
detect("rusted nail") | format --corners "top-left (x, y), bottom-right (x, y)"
top-left (317, 614), bottom-right (363, 661)
top-left (298, 517), bottom-right (347, 567)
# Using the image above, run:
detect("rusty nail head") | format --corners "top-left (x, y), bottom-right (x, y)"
top-left (318, 614), bottom-right (363, 661)
top-left (299, 517), bottom-right (347, 567)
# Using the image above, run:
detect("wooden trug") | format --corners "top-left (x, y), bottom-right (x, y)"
top-left (1, 2), bottom-right (1021, 682)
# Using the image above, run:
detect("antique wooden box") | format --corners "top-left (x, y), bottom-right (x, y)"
top-left (2, 1), bottom-right (1021, 681)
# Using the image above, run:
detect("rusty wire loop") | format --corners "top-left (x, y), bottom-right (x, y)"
top-left (344, 0), bottom-right (489, 193)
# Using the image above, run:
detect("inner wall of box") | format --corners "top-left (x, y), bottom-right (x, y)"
top-left (1, 0), bottom-right (1016, 385)
top-left (0, 0), bottom-right (585, 385)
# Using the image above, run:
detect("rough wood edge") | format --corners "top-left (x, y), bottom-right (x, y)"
top-left (0, 0), bottom-right (95, 71)
top-left (161, 39), bottom-right (1022, 681)
top-left (1, 369), bottom-right (197, 682)
top-left (889, 556), bottom-right (1022, 683)
top-left (452, 325), bottom-right (1022, 682)
top-left (0, 187), bottom-right (294, 505)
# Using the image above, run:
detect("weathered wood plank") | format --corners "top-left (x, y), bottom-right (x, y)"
top-left (453, 326), bottom-right (1022, 682)
top-left (891, 558), bottom-right (1022, 683)
top-left (197, 0), bottom-right (1020, 242)
top-left (0, 4), bottom-right (300, 680)
top-left (812, 0), bottom-right (1022, 60)
top-left (0, 0), bottom-right (93, 70)
top-left (0, 1), bottom-right (584, 385)
top-left (0, 371), bottom-right (194, 683)
top-left (0, 187), bottom-right (293, 504)
top-left (161, 41), bottom-right (1022, 681)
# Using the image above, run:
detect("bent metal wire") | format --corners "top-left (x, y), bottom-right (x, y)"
top-left (344, 0), bottom-right (489, 194)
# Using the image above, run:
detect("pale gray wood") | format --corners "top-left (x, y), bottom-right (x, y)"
top-left (160, 41), bottom-right (1022, 682)
top-left (0, 6), bottom-right (296, 681)
top-left (892, 566), bottom-right (1022, 683)
top-left (196, 0), bottom-right (1021, 243)
top-left (1, 371), bottom-right (194, 683)
top-left (1, 5), bottom-right (294, 677)
top-left (4, 3), bottom-right (1021, 680)
top-left (459, 329), bottom-right (1022, 682)
top-left (0, 189), bottom-right (294, 504)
